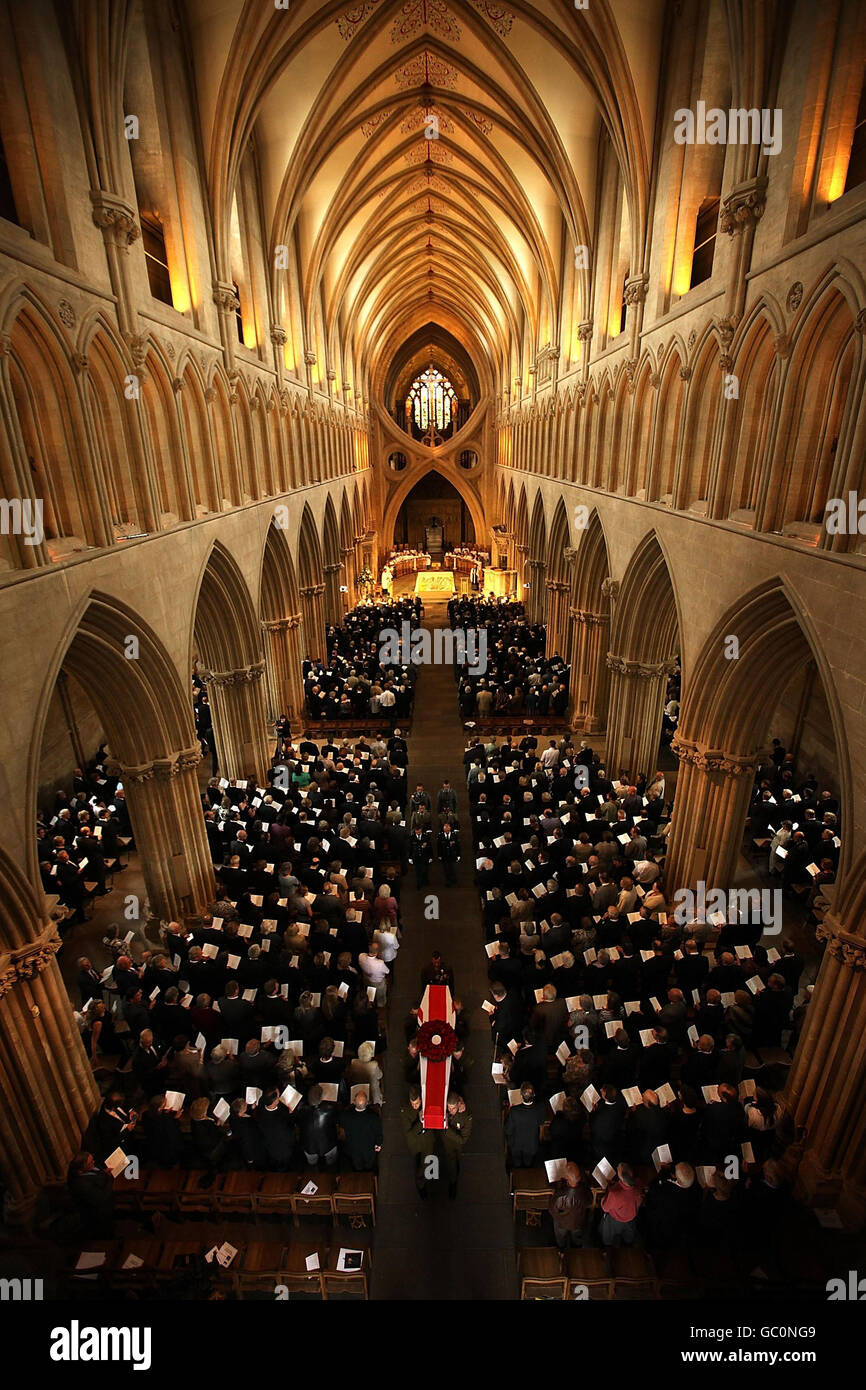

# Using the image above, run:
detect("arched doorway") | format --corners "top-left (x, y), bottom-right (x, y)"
top-left (393, 469), bottom-right (476, 559)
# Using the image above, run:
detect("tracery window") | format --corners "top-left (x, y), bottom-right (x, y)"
top-left (407, 366), bottom-right (457, 436)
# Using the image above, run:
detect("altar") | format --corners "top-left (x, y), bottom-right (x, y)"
top-left (415, 569), bottom-right (455, 597)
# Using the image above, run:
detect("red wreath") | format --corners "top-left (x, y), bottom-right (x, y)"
top-left (416, 1019), bottom-right (458, 1062)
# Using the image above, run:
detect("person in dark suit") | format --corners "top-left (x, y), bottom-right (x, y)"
top-left (409, 827), bottom-right (433, 889)
top-left (229, 1097), bottom-right (269, 1168)
top-left (256, 1087), bottom-right (296, 1170)
top-left (340, 1089), bottom-right (383, 1171)
top-left (66, 1151), bottom-right (115, 1237)
top-left (504, 1084), bottom-right (547, 1167)
top-left (75, 957), bottom-right (103, 1008)
top-left (130, 1028), bottom-right (166, 1098)
top-left (437, 822), bottom-right (460, 886)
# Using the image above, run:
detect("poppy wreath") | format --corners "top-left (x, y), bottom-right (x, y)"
top-left (416, 1019), bottom-right (458, 1062)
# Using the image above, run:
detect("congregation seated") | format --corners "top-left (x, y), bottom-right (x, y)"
top-left (303, 598), bottom-right (422, 719)
top-left (470, 732), bottom-right (806, 1250)
top-left (37, 752), bottom-right (134, 926)
top-left (446, 597), bottom-right (570, 718)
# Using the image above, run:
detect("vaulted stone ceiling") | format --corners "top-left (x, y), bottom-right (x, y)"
top-left (186, 0), bottom-right (665, 398)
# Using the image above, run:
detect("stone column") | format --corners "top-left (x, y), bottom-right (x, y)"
top-left (663, 733), bottom-right (763, 894)
top-left (299, 582), bottom-right (327, 662)
top-left (89, 190), bottom-right (140, 338)
top-left (109, 747), bottom-right (216, 923)
top-left (323, 561), bottom-right (343, 626)
top-left (0, 920), bottom-right (100, 1218)
top-left (568, 606), bottom-right (610, 733)
top-left (199, 663), bottom-right (270, 785)
top-left (515, 542), bottom-right (528, 594)
top-left (526, 558), bottom-right (546, 622)
top-left (783, 914), bottom-right (866, 1229)
top-left (261, 614), bottom-right (304, 725)
top-left (341, 545), bottom-right (356, 606)
top-left (544, 579), bottom-right (570, 658)
top-left (604, 654), bottom-right (678, 779)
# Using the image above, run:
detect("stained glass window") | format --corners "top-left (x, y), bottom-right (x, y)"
top-left (407, 366), bottom-right (456, 434)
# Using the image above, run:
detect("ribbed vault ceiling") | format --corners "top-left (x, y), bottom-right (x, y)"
top-left (186, 0), bottom-right (665, 397)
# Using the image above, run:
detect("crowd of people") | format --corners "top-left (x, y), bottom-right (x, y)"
top-left (64, 725), bottom-right (416, 1234)
top-left (303, 597), bottom-right (422, 720)
top-left (463, 729), bottom-right (813, 1250)
top-left (447, 598), bottom-right (570, 718)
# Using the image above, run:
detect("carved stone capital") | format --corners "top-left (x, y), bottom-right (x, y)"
top-left (324, 562), bottom-right (343, 575)
top-left (815, 915), bottom-right (866, 971)
top-left (262, 617), bottom-right (293, 635)
top-left (0, 921), bottom-right (63, 999)
top-left (577, 320), bottom-right (593, 342)
top-left (299, 583), bottom-right (326, 599)
top-left (606, 653), bottom-right (678, 680)
top-left (570, 607), bottom-right (606, 626)
top-left (270, 326), bottom-right (288, 347)
top-left (303, 350), bottom-right (317, 366)
top-left (670, 732), bottom-right (762, 777)
top-left (172, 377), bottom-right (184, 394)
top-left (719, 177), bottom-right (767, 235)
top-left (106, 746), bottom-right (202, 782)
top-left (199, 662), bottom-right (266, 689)
top-left (601, 577), bottom-right (619, 601)
top-left (623, 274), bottom-right (648, 306)
top-left (90, 190), bottom-right (140, 249)
top-left (213, 282), bottom-right (240, 315)
top-left (679, 365), bottom-right (692, 382)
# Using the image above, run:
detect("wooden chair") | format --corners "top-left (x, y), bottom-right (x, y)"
top-left (511, 1168), bottom-right (551, 1225)
top-left (322, 1243), bottom-right (369, 1299)
top-left (113, 1166), bottom-right (149, 1216)
top-left (140, 1167), bottom-right (184, 1215)
top-left (256, 1172), bottom-right (297, 1218)
top-left (518, 1248), bottom-right (567, 1300)
top-left (177, 1169), bottom-right (219, 1217)
top-left (157, 1239), bottom-right (208, 1288)
top-left (291, 1172), bottom-right (336, 1225)
top-left (333, 1172), bottom-right (377, 1228)
top-left (237, 1242), bottom-right (287, 1298)
top-left (609, 1247), bottom-right (658, 1299)
top-left (108, 1238), bottom-right (162, 1294)
top-left (564, 1247), bottom-right (612, 1300)
top-left (654, 1248), bottom-right (702, 1299)
top-left (215, 1169), bottom-right (261, 1218)
top-left (278, 1241), bottom-right (327, 1297)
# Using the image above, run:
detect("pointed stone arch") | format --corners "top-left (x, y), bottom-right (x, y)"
top-left (544, 496), bottom-right (571, 655)
top-left (605, 530), bottom-right (681, 777)
top-left (192, 541), bottom-right (268, 781)
top-left (322, 493), bottom-right (344, 624)
top-left (569, 508), bottom-right (613, 732)
top-left (666, 576), bottom-right (850, 893)
top-left (30, 591), bottom-right (214, 921)
top-left (260, 518), bottom-right (304, 724)
top-left (297, 502), bottom-right (327, 660)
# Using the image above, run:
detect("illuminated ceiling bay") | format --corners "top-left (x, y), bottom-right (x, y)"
top-left (186, 0), bottom-right (663, 400)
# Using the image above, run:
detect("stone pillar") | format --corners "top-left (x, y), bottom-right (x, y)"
top-left (299, 582), bottom-right (327, 662)
top-left (89, 190), bottom-right (140, 339)
top-left (569, 606), bottom-right (610, 733)
top-left (526, 558), bottom-right (546, 622)
top-left (544, 579), bottom-right (570, 658)
top-left (323, 562), bottom-right (343, 626)
top-left (663, 733), bottom-right (763, 894)
top-left (341, 545), bottom-right (356, 606)
top-left (0, 339), bottom-right (50, 568)
top-left (109, 747), bottom-right (215, 922)
top-left (0, 920), bottom-right (100, 1217)
top-left (604, 654), bottom-right (677, 779)
top-left (261, 614), bottom-right (304, 725)
top-left (199, 662), bottom-right (269, 785)
top-left (784, 915), bottom-right (866, 1229)
top-left (515, 542), bottom-right (528, 593)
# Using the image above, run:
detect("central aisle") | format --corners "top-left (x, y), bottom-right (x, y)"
top-left (371, 605), bottom-right (519, 1300)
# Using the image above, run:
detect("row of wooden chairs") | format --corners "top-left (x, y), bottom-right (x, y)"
top-left (518, 1246), bottom-right (659, 1300)
top-left (114, 1168), bottom-right (377, 1227)
top-left (66, 1236), bottom-right (370, 1299)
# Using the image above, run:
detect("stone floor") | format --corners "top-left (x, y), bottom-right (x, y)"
top-left (370, 598), bottom-right (519, 1300)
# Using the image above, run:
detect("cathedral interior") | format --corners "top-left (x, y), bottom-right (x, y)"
top-left (0, 0), bottom-right (865, 1325)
